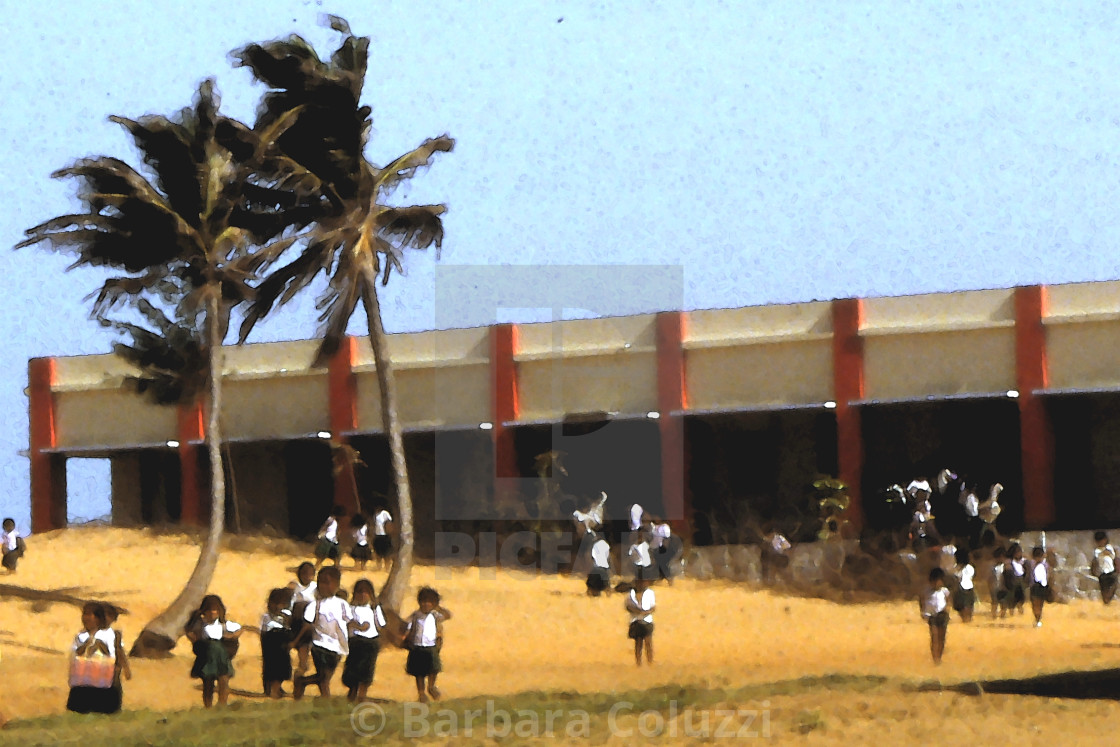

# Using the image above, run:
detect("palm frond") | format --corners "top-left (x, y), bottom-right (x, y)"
top-left (374, 136), bottom-right (455, 194)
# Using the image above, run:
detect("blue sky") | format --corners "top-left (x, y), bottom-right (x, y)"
top-left (3, 1), bottom-right (1120, 530)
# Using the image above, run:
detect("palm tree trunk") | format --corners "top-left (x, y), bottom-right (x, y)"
top-left (130, 292), bottom-right (227, 657)
top-left (359, 258), bottom-right (413, 614)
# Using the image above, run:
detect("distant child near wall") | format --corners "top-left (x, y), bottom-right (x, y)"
top-left (314, 506), bottom-right (347, 569)
top-left (288, 561), bottom-right (318, 677)
top-left (294, 566), bottom-right (351, 699)
top-left (403, 586), bottom-right (453, 703)
top-left (372, 507), bottom-right (394, 570)
top-left (989, 546), bottom-right (1006, 619)
top-left (626, 576), bottom-right (656, 666)
top-left (1093, 531), bottom-right (1117, 605)
top-left (952, 548), bottom-right (976, 623)
top-left (349, 514), bottom-right (372, 571)
top-left (627, 535), bottom-right (654, 582)
top-left (0, 518), bottom-right (25, 573)
top-left (1029, 546), bottom-right (1053, 628)
top-left (586, 532), bottom-right (611, 597)
top-left (1004, 543), bottom-right (1028, 616)
top-left (920, 568), bottom-right (951, 665)
top-left (185, 595), bottom-right (242, 708)
top-left (260, 588), bottom-right (293, 699)
top-left (342, 579), bottom-right (387, 702)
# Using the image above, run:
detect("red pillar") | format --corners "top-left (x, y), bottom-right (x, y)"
top-left (656, 312), bottom-right (690, 537)
top-left (490, 324), bottom-right (520, 509)
top-left (29, 357), bottom-right (66, 532)
top-left (832, 298), bottom-right (865, 530)
top-left (328, 335), bottom-right (361, 515)
top-left (177, 399), bottom-right (205, 526)
top-left (1015, 285), bottom-right (1055, 528)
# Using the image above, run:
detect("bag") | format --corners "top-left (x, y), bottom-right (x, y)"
top-left (69, 651), bottom-right (116, 689)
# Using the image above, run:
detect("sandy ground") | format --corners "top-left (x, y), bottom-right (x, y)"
top-left (3, 527), bottom-right (1120, 741)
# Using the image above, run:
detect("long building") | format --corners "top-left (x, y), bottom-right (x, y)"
top-left (26, 280), bottom-right (1120, 544)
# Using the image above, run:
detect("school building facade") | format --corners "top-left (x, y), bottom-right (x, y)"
top-left (26, 280), bottom-right (1120, 543)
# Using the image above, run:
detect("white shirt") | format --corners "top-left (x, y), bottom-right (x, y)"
top-left (572, 510), bottom-right (595, 534)
top-left (406, 610), bottom-right (447, 647)
top-left (627, 588), bottom-right (655, 623)
top-left (961, 490), bottom-right (979, 518)
top-left (353, 524), bottom-right (369, 546)
top-left (628, 541), bottom-right (651, 567)
top-left (629, 503), bottom-right (645, 531)
top-left (591, 539), bottom-right (611, 569)
top-left (922, 587), bottom-right (950, 617)
top-left (1010, 558), bottom-right (1025, 578)
top-left (290, 581), bottom-right (317, 609)
top-left (260, 612), bottom-right (289, 632)
top-left (770, 534), bottom-right (791, 553)
top-left (1032, 561), bottom-right (1049, 586)
top-left (1096, 545), bottom-right (1116, 575)
top-left (319, 517), bottom-right (339, 543)
top-left (74, 629), bottom-right (117, 658)
top-left (201, 620), bottom-right (241, 640)
top-left (957, 563), bottom-right (975, 591)
top-left (1, 529), bottom-right (20, 551)
top-left (373, 510), bottom-right (393, 535)
top-left (304, 596), bottom-right (353, 655)
top-left (907, 479), bottom-right (932, 498)
top-left (350, 604), bottom-right (387, 639)
top-left (649, 523), bottom-right (671, 550)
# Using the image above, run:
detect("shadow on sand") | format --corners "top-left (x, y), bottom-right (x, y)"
top-left (959, 669), bottom-right (1120, 700)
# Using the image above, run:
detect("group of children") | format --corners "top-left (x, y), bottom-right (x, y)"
top-left (312, 506), bottom-right (394, 571)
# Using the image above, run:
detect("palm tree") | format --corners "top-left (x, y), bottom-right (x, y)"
top-left (17, 81), bottom-right (310, 655)
top-left (234, 17), bottom-right (454, 612)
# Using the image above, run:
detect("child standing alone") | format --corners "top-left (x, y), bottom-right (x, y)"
top-left (625, 576), bottom-right (655, 666)
top-left (920, 568), bottom-right (951, 664)
top-left (403, 587), bottom-right (452, 703)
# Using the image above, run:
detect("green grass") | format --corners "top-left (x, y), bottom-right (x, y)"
top-left (0, 675), bottom-right (890, 746)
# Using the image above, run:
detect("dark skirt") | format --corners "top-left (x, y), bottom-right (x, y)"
top-left (315, 538), bottom-right (341, 561)
top-left (66, 683), bottom-right (121, 714)
top-left (191, 639), bottom-right (234, 680)
top-left (311, 645), bottom-right (342, 676)
top-left (628, 620), bottom-right (654, 640)
top-left (342, 636), bottom-right (381, 688)
top-left (586, 568), bottom-right (609, 592)
top-left (405, 645), bottom-right (441, 677)
top-left (1003, 577), bottom-right (1026, 607)
top-left (1100, 571), bottom-right (1117, 596)
top-left (260, 629), bottom-right (293, 683)
top-left (351, 543), bottom-right (373, 562)
top-left (953, 587), bottom-right (977, 611)
top-left (1031, 582), bottom-right (1054, 603)
top-left (373, 535), bottom-right (393, 559)
top-left (927, 611), bottom-right (950, 628)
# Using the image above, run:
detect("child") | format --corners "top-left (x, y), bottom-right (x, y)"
top-left (260, 588), bottom-right (293, 699)
top-left (1093, 531), bottom-right (1117, 605)
top-left (649, 518), bottom-right (676, 584)
top-left (1004, 543), bottom-right (1027, 616)
top-left (185, 594), bottom-right (242, 707)
top-left (350, 514), bottom-right (373, 571)
top-left (586, 532), bottom-right (612, 597)
top-left (625, 576), bottom-right (655, 666)
top-left (920, 568), bottom-right (951, 664)
top-left (952, 547), bottom-right (976, 623)
top-left (314, 506), bottom-right (347, 569)
top-left (288, 561), bottom-right (317, 677)
top-left (66, 602), bottom-right (120, 714)
top-left (1, 518), bottom-right (25, 573)
top-left (1030, 546), bottom-right (1053, 628)
top-left (372, 506), bottom-right (394, 569)
top-left (627, 534), bottom-right (653, 582)
top-left (989, 546), bottom-right (1005, 619)
top-left (403, 586), bottom-right (453, 703)
top-left (293, 566), bottom-right (351, 699)
top-left (342, 579), bottom-right (388, 702)
top-left (761, 525), bottom-right (792, 585)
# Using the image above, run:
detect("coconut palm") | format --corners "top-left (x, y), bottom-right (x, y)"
top-left (17, 80), bottom-right (312, 655)
top-left (233, 17), bottom-right (454, 611)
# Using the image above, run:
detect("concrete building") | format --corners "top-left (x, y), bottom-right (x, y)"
top-left (26, 280), bottom-right (1120, 544)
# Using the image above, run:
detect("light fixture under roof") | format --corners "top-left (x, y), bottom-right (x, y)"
top-left (1006, 390), bottom-right (1019, 398)
top-left (824, 401), bottom-right (837, 409)
top-left (646, 411), bottom-right (660, 419)
top-left (317, 431), bottom-right (332, 439)
top-left (166, 440), bottom-right (180, 448)
top-left (479, 422), bottom-right (494, 430)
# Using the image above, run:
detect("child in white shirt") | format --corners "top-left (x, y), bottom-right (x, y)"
top-left (626, 577), bottom-right (656, 666)
top-left (952, 547), bottom-right (976, 623)
top-left (349, 513), bottom-right (372, 570)
top-left (628, 537), bottom-right (653, 582)
top-left (314, 506), bottom-right (347, 569)
top-left (260, 588), bottom-right (293, 699)
top-left (920, 568), bottom-right (951, 664)
top-left (1029, 546), bottom-right (1053, 628)
top-left (185, 595), bottom-right (242, 707)
top-left (342, 578), bottom-right (387, 702)
top-left (586, 533), bottom-right (611, 597)
top-left (1093, 531), bottom-right (1116, 605)
top-left (287, 561), bottom-right (318, 677)
top-left (404, 586), bottom-right (453, 703)
top-left (1, 518), bottom-right (25, 572)
top-left (372, 507), bottom-right (394, 569)
top-left (293, 566), bottom-right (352, 699)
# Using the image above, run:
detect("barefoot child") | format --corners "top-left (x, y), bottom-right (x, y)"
top-left (185, 595), bottom-right (242, 707)
top-left (66, 602), bottom-right (119, 714)
top-left (952, 547), bottom-right (976, 623)
top-left (1093, 531), bottom-right (1117, 605)
top-left (293, 566), bottom-right (351, 699)
top-left (287, 561), bottom-right (317, 677)
top-left (1030, 546), bottom-right (1053, 627)
top-left (260, 588), bottom-right (293, 699)
top-left (349, 514), bottom-right (373, 571)
top-left (314, 506), bottom-right (347, 569)
top-left (1005, 543), bottom-right (1028, 616)
top-left (626, 576), bottom-right (655, 666)
top-left (372, 506), bottom-right (394, 570)
top-left (920, 568), bottom-right (951, 664)
top-left (403, 586), bottom-right (452, 703)
top-left (342, 579), bottom-right (387, 702)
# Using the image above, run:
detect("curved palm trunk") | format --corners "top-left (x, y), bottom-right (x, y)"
top-left (131, 293), bottom-right (227, 657)
top-left (359, 258), bottom-right (413, 615)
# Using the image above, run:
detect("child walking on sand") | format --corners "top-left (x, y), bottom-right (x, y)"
top-left (989, 546), bottom-right (1005, 619)
top-left (342, 579), bottom-right (387, 702)
top-left (1030, 546), bottom-right (1053, 628)
top-left (920, 568), bottom-right (951, 664)
top-left (626, 576), bottom-right (655, 666)
top-left (952, 547), bottom-right (976, 623)
top-left (185, 595), bottom-right (242, 707)
top-left (314, 506), bottom-right (347, 569)
top-left (1093, 531), bottom-right (1117, 605)
top-left (293, 566), bottom-right (351, 699)
top-left (1, 518), bottom-right (25, 573)
top-left (350, 514), bottom-right (372, 570)
top-left (288, 561), bottom-right (317, 677)
top-left (260, 588), bottom-right (293, 699)
top-left (372, 506), bottom-right (394, 570)
top-left (404, 587), bottom-right (453, 703)
top-left (586, 532), bottom-right (611, 597)
top-left (1004, 543), bottom-right (1028, 616)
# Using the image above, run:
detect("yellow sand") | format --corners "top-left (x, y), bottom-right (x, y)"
top-left (2, 527), bottom-right (1120, 741)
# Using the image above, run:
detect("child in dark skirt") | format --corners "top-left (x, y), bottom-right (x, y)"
top-left (1093, 531), bottom-right (1117, 605)
top-left (293, 566), bottom-right (352, 699)
top-left (1030, 546), bottom-right (1053, 628)
top-left (1004, 543), bottom-right (1028, 616)
top-left (586, 532), bottom-right (611, 597)
top-left (920, 568), bottom-right (951, 664)
top-left (185, 594), bottom-right (242, 707)
top-left (350, 514), bottom-right (373, 570)
top-left (625, 576), bottom-right (656, 666)
top-left (342, 578), bottom-right (387, 702)
top-left (66, 602), bottom-right (120, 715)
top-left (403, 586), bottom-right (453, 703)
top-left (952, 547), bottom-right (976, 623)
top-left (1, 518), bottom-right (25, 572)
top-left (260, 588), bottom-right (293, 698)
top-left (314, 506), bottom-right (347, 569)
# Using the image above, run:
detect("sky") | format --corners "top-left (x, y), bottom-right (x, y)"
top-left (3, 1), bottom-right (1120, 531)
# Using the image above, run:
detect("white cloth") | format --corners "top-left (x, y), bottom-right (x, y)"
top-left (627, 588), bottom-right (655, 623)
top-left (260, 613), bottom-right (288, 632)
top-left (572, 510), bottom-right (595, 534)
top-left (304, 596), bottom-right (353, 655)
top-left (957, 564), bottom-right (975, 591)
top-left (1010, 558), bottom-right (1025, 578)
top-left (353, 524), bottom-right (369, 546)
top-left (922, 587), bottom-right (950, 617)
top-left (74, 629), bottom-right (117, 658)
top-left (405, 610), bottom-right (447, 647)
top-left (201, 620), bottom-right (241, 640)
top-left (629, 504), bottom-right (645, 531)
top-left (290, 581), bottom-right (317, 609)
top-left (961, 489), bottom-right (979, 518)
top-left (318, 517), bottom-right (339, 543)
top-left (350, 604), bottom-right (387, 639)
top-left (906, 479), bottom-right (932, 498)
top-left (1, 529), bottom-right (20, 551)
top-left (769, 534), bottom-right (791, 553)
top-left (649, 523), bottom-right (671, 550)
top-left (373, 510), bottom-right (393, 535)
top-left (1032, 561), bottom-right (1049, 586)
top-left (628, 541), bottom-right (652, 567)
top-left (1096, 545), bottom-right (1117, 575)
top-left (591, 539), bottom-right (611, 569)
